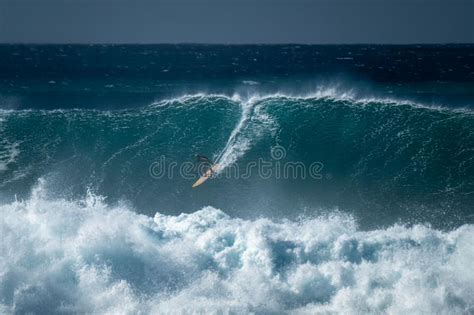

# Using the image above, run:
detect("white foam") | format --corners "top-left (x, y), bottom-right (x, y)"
top-left (0, 132), bottom-right (20, 173)
top-left (214, 99), bottom-right (254, 170)
top-left (0, 182), bottom-right (473, 314)
top-left (0, 114), bottom-right (20, 172)
top-left (215, 94), bottom-right (278, 172)
top-left (242, 80), bottom-right (260, 85)
top-left (150, 93), bottom-right (240, 107)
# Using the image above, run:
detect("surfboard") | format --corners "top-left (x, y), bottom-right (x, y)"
top-left (192, 164), bottom-right (220, 188)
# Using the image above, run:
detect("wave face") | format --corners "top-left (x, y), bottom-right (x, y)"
top-left (1, 183), bottom-right (473, 314)
top-left (1, 92), bottom-right (473, 228)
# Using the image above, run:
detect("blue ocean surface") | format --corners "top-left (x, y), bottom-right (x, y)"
top-left (0, 45), bottom-right (473, 314)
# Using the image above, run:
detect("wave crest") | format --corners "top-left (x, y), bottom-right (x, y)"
top-left (150, 84), bottom-right (473, 114)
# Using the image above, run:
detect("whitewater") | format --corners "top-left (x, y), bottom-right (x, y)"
top-left (1, 180), bottom-right (473, 314)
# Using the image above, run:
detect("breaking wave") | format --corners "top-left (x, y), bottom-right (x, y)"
top-left (0, 89), bottom-right (473, 227)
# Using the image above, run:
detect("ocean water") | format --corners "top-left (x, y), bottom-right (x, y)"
top-left (0, 45), bottom-right (473, 314)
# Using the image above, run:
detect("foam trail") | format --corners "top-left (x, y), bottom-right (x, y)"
top-left (151, 93), bottom-right (263, 171)
top-left (215, 97), bottom-right (254, 170)
top-left (1, 181), bottom-right (473, 314)
top-left (215, 94), bottom-right (278, 172)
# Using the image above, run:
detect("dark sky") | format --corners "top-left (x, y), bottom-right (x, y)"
top-left (1, 0), bottom-right (473, 44)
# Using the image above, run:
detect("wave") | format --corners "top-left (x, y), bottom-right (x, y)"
top-left (149, 87), bottom-right (473, 173)
top-left (0, 89), bottom-right (473, 227)
top-left (1, 181), bottom-right (473, 314)
top-left (150, 88), bottom-right (474, 176)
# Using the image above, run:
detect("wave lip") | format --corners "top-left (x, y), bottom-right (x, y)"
top-left (1, 185), bottom-right (473, 314)
top-left (150, 84), bottom-right (474, 114)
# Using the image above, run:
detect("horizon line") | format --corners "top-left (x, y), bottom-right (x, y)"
top-left (1, 42), bottom-right (473, 46)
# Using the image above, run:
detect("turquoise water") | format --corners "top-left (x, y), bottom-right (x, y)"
top-left (1, 93), bottom-right (473, 228)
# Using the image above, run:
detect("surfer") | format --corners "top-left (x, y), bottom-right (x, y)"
top-left (195, 154), bottom-right (216, 175)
